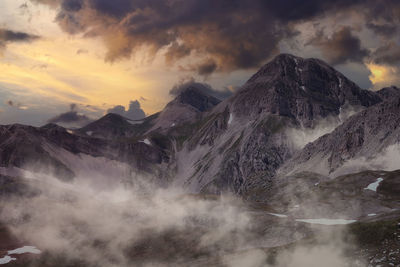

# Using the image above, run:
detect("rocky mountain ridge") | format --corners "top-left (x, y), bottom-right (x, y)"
top-left (0, 54), bottom-right (399, 197)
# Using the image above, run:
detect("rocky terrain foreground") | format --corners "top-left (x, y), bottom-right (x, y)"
top-left (0, 54), bottom-right (399, 266)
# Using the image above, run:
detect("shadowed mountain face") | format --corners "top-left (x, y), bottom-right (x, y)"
top-left (174, 86), bottom-right (221, 112)
top-left (148, 85), bottom-right (222, 133)
top-left (279, 95), bottom-right (400, 177)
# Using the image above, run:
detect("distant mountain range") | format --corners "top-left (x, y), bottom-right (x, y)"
top-left (1, 54), bottom-right (400, 266)
top-left (0, 54), bottom-right (399, 194)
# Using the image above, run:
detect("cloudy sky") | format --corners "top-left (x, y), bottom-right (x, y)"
top-left (0, 0), bottom-right (399, 126)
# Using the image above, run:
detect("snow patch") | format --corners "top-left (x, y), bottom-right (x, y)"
top-left (86, 131), bottom-right (93, 136)
top-left (295, 218), bottom-right (357, 225)
top-left (364, 178), bottom-right (383, 192)
top-left (67, 130), bottom-right (73, 134)
top-left (127, 119), bottom-right (144, 125)
top-left (268, 213), bottom-right (288, 218)
top-left (368, 213), bottom-right (377, 217)
top-left (171, 123), bottom-right (176, 127)
top-left (140, 138), bottom-right (151, 145)
top-left (0, 246), bottom-right (41, 265)
top-left (228, 113), bottom-right (233, 125)
top-left (300, 86), bottom-right (306, 91)
top-left (0, 256), bottom-right (16, 264)
top-left (8, 246), bottom-right (41, 255)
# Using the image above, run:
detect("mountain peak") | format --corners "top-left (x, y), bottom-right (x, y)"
top-left (376, 86), bottom-right (400, 101)
top-left (231, 54), bottom-right (381, 126)
top-left (172, 84), bottom-right (221, 112)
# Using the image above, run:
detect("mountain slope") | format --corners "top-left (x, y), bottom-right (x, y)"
top-left (279, 96), bottom-right (400, 177)
top-left (78, 113), bottom-right (158, 139)
top-left (0, 53), bottom-right (396, 196)
top-left (171, 54), bottom-right (385, 194)
top-left (0, 123), bottom-right (169, 185)
top-left (148, 85), bottom-right (221, 133)
top-left (230, 54), bottom-right (380, 126)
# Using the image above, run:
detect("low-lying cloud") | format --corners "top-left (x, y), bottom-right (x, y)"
top-left (0, 28), bottom-right (39, 53)
top-left (170, 78), bottom-right (236, 100)
top-left (48, 103), bottom-right (92, 128)
top-left (307, 27), bottom-right (369, 65)
top-left (0, 170), bottom-right (368, 266)
top-left (28, 0), bottom-right (400, 75)
top-left (107, 100), bottom-right (146, 120)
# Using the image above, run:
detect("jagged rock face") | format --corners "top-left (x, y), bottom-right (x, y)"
top-left (280, 96), bottom-right (400, 176)
top-left (175, 54), bottom-right (385, 194)
top-left (230, 54), bottom-right (381, 126)
top-left (148, 86), bottom-right (221, 132)
top-left (78, 113), bottom-right (156, 139)
top-left (0, 124), bottom-right (77, 180)
top-left (0, 123), bottom-right (169, 182)
top-left (376, 86), bottom-right (400, 101)
top-left (175, 86), bottom-right (221, 112)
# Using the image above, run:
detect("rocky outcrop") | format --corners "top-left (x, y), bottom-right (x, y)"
top-left (1, 53), bottom-right (398, 197)
top-left (148, 86), bottom-right (221, 133)
top-left (230, 54), bottom-right (381, 126)
top-left (173, 54), bottom-right (385, 194)
top-left (279, 96), bottom-right (400, 176)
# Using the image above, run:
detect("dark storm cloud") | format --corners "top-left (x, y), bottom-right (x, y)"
top-left (30, 0), bottom-right (400, 72)
top-left (372, 42), bottom-right (400, 66)
top-left (0, 28), bottom-right (39, 51)
top-left (29, 0), bottom-right (369, 71)
top-left (170, 79), bottom-right (235, 100)
top-left (0, 29), bottom-right (39, 42)
top-left (196, 59), bottom-right (218, 76)
top-left (48, 103), bottom-right (92, 127)
top-left (107, 100), bottom-right (146, 120)
top-left (307, 27), bottom-right (369, 65)
top-left (366, 22), bottom-right (398, 38)
top-left (61, 0), bottom-right (83, 12)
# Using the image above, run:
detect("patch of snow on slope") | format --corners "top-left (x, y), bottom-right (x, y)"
top-left (368, 213), bottom-right (377, 217)
top-left (140, 138), bottom-right (151, 145)
top-left (8, 246), bottom-right (41, 255)
top-left (295, 218), bottom-right (357, 225)
top-left (0, 256), bottom-right (16, 264)
top-left (86, 131), bottom-right (93, 136)
top-left (364, 178), bottom-right (383, 192)
top-left (268, 213), bottom-right (288, 218)
top-left (0, 246), bottom-right (41, 265)
top-left (127, 119), bottom-right (144, 125)
top-left (228, 113), bottom-right (233, 125)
